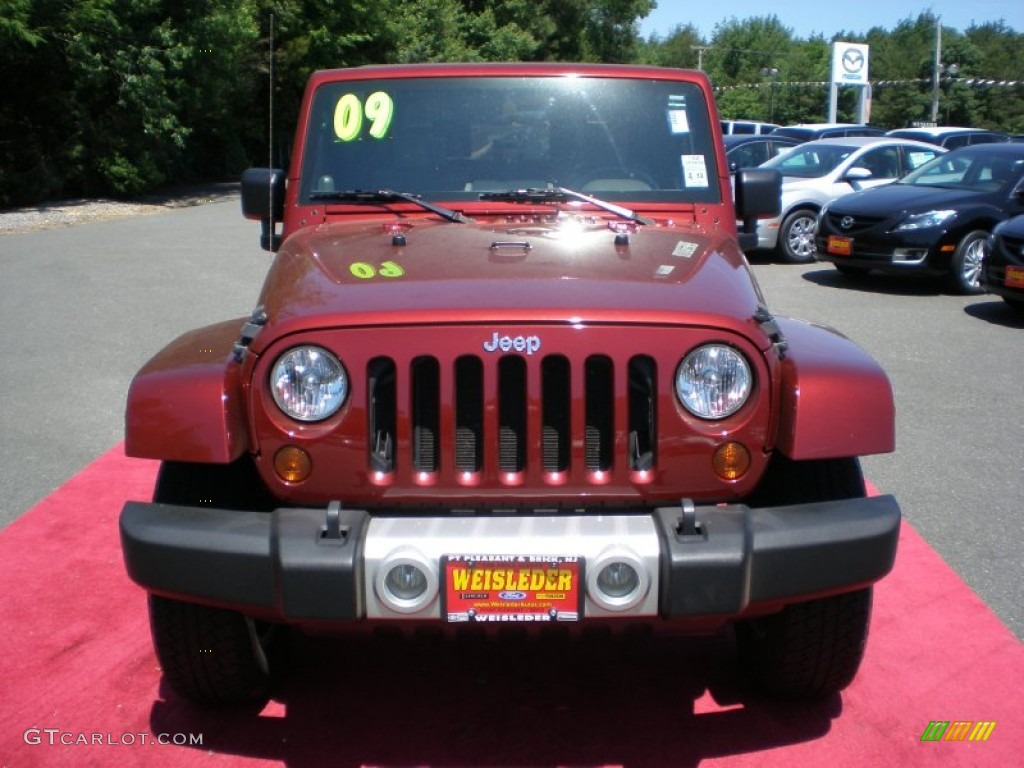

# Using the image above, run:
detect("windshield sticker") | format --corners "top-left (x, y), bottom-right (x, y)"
top-left (334, 91), bottom-right (394, 142)
top-left (655, 264), bottom-right (675, 277)
top-left (681, 155), bottom-right (709, 188)
top-left (667, 109), bottom-right (690, 134)
top-left (672, 241), bottom-right (699, 258)
top-left (349, 260), bottom-right (405, 279)
top-left (907, 151), bottom-right (934, 169)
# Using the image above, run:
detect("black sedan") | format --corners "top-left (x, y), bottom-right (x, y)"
top-left (982, 215), bottom-right (1024, 313)
top-left (815, 143), bottom-right (1024, 293)
top-left (723, 134), bottom-right (801, 172)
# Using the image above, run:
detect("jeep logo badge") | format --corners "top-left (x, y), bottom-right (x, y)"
top-left (483, 332), bottom-right (541, 355)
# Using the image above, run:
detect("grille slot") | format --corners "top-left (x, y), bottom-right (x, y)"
top-left (411, 357), bottom-right (439, 472)
top-left (367, 357), bottom-right (396, 472)
top-left (455, 356), bottom-right (483, 473)
top-left (498, 356), bottom-right (527, 472)
top-left (628, 356), bottom-right (657, 471)
top-left (585, 356), bottom-right (614, 472)
top-left (542, 356), bottom-right (571, 473)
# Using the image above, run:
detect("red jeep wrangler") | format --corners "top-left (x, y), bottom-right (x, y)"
top-left (120, 63), bottom-right (900, 706)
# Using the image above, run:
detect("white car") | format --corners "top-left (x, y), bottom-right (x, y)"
top-left (755, 137), bottom-right (945, 262)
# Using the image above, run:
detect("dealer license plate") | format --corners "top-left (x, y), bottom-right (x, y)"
top-left (1005, 266), bottom-right (1024, 289)
top-left (442, 555), bottom-right (583, 623)
top-left (827, 235), bottom-right (853, 256)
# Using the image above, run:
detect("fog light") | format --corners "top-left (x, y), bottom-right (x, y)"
top-left (597, 562), bottom-right (640, 598)
top-left (587, 547), bottom-right (649, 612)
top-left (385, 564), bottom-right (428, 601)
top-left (274, 445), bottom-right (312, 483)
top-left (893, 248), bottom-right (927, 263)
top-left (712, 442), bottom-right (751, 481)
top-left (375, 548), bottom-right (438, 614)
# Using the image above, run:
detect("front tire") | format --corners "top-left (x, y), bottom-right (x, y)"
top-left (148, 459), bottom-right (284, 707)
top-left (736, 588), bottom-right (873, 699)
top-left (777, 208), bottom-right (819, 263)
top-left (736, 456), bottom-right (873, 698)
top-left (149, 595), bottom-right (280, 707)
top-left (948, 230), bottom-right (987, 295)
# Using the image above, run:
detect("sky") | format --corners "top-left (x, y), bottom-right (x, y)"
top-left (639, 1), bottom-right (1023, 40)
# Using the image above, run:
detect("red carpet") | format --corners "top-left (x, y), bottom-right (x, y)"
top-left (1, 445), bottom-right (1021, 767)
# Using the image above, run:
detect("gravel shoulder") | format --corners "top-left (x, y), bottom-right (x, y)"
top-left (0, 183), bottom-right (240, 235)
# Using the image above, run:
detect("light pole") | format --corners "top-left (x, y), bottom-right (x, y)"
top-left (760, 67), bottom-right (779, 123)
top-left (940, 63), bottom-right (960, 124)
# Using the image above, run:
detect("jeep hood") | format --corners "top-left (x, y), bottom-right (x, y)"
top-left (251, 216), bottom-right (766, 348)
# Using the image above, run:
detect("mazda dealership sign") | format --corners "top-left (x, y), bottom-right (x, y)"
top-left (831, 42), bottom-right (869, 85)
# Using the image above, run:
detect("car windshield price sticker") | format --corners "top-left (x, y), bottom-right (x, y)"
top-left (442, 555), bottom-right (582, 623)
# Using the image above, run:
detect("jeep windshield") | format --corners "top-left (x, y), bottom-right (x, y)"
top-left (298, 75), bottom-right (721, 206)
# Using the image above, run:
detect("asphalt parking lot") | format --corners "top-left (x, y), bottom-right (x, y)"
top-left (1, 195), bottom-right (1021, 639)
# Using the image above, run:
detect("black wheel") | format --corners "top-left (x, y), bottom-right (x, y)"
top-left (947, 230), bottom-right (987, 295)
top-left (777, 207), bottom-right (818, 263)
top-left (736, 587), bottom-right (873, 699)
top-left (736, 455), bottom-right (873, 698)
top-left (149, 594), bottom-right (281, 707)
top-left (149, 459), bottom-right (284, 707)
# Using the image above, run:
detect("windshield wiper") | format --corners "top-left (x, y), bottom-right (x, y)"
top-left (478, 187), bottom-right (654, 226)
top-left (308, 189), bottom-right (472, 223)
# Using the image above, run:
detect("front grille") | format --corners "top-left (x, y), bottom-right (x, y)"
top-left (824, 212), bottom-right (887, 235)
top-left (365, 353), bottom-right (657, 482)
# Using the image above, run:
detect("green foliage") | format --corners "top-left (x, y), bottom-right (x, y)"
top-left (1, 3), bottom-right (1022, 207)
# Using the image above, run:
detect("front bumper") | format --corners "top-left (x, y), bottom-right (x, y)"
top-left (120, 495), bottom-right (900, 624)
top-left (756, 216), bottom-right (781, 250)
top-left (813, 229), bottom-right (950, 275)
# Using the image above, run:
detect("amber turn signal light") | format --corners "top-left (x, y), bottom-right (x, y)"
top-left (274, 446), bottom-right (312, 483)
top-left (712, 442), bottom-right (751, 481)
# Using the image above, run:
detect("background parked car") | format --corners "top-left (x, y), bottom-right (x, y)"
top-left (723, 134), bottom-right (801, 172)
top-left (982, 215), bottom-right (1024, 313)
top-left (721, 119), bottom-right (780, 135)
top-left (771, 123), bottom-right (886, 143)
top-left (886, 126), bottom-right (1010, 149)
top-left (815, 143), bottom-right (1024, 293)
top-left (754, 136), bottom-right (944, 262)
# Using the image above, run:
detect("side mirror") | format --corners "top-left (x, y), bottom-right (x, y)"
top-left (844, 166), bottom-right (873, 191)
top-left (241, 168), bottom-right (285, 251)
top-left (734, 168), bottom-right (781, 252)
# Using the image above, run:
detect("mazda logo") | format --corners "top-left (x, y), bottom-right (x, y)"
top-left (842, 48), bottom-right (865, 73)
top-left (840, 216), bottom-right (855, 230)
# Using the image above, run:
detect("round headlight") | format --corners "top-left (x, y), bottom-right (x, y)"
top-left (676, 344), bottom-right (752, 419)
top-left (270, 346), bottom-right (348, 422)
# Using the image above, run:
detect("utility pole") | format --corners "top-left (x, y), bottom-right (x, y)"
top-left (930, 18), bottom-right (942, 123)
top-left (691, 45), bottom-right (712, 71)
